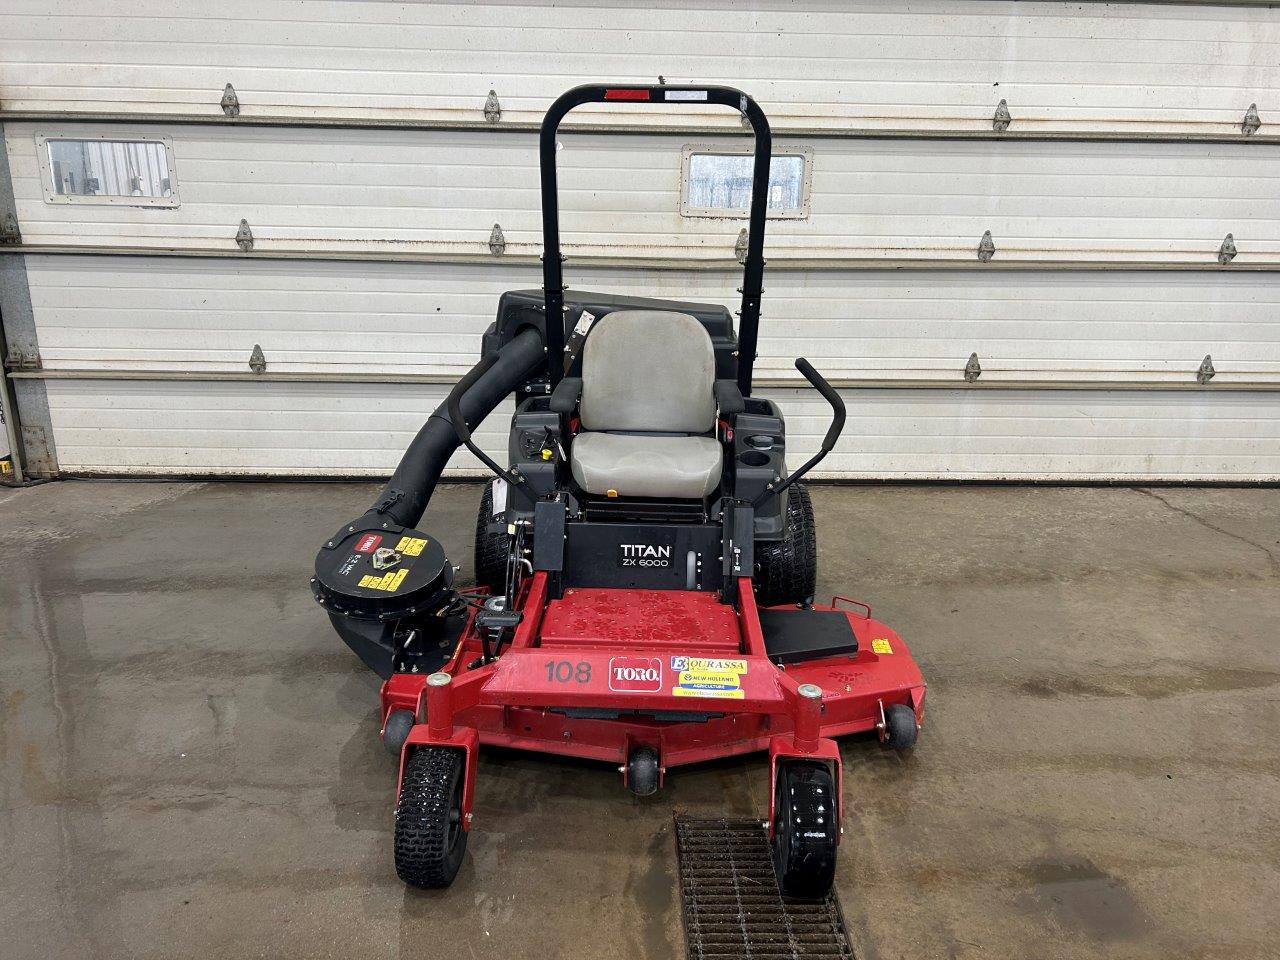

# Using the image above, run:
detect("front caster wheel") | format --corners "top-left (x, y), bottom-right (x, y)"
top-left (626, 746), bottom-right (660, 797)
top-left (883, 704), bottom-right (919, 752)
top-left (382, 709), bottom-right (415, 757)
top-left (394, 747), bottom-right (468, 888)
top-left (772, 760), bottom-right (837, 900)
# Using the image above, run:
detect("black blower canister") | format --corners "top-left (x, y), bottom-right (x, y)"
top-left (313, 520), bottom-right (454, 621)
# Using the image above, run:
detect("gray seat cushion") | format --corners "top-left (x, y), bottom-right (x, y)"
top-left (570, 432), bottom-right (723, 499)
top-left (579, 310), bottom-right (716, 434)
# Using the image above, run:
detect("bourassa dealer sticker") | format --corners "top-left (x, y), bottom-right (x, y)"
top-left (670, 656), bottom-right (747, 699)
top-left (608, 656), bottom-right (663, 692)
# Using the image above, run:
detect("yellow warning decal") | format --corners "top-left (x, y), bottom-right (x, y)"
top-left (394, 536), bottom-right (429, 557)
top-left (358, 569), bottom-right (410, 592)
top-left (872, 638), bottom-right (893, 655)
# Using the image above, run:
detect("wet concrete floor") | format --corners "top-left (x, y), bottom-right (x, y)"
top-left (1, 480), bottom-right (1277, 960)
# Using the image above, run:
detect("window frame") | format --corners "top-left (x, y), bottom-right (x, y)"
top-left (36, 133), bottom-right (180, 207)
top-left (679, 144), bottom-right (813, 220)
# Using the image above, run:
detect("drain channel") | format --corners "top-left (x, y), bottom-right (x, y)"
top-left (676, 817), bottom-right (855, 960)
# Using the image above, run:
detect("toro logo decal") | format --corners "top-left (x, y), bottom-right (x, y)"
top-left (608, 656), bottom-right (663, 693)
top-left (353, 533), bottom-right (383, 554)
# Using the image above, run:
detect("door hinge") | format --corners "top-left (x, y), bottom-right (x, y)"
top-left (977, 230), bottom-right (996, 262)
top-left (236, 219), bottom-right (254, 252)
top-left (735, 228), bottom-right (749, 264)
top-left (488, 223), bottom-right (506, 255)
top-left (4, 348), bottom-right (41, 371)
top-left (964, 352), bottom-right (982, 383)
top-left (220, 83), bottom-right (240, 118)
top-left (0, 211), bottom-right (20, 244)
top-left (1242, 103), bottom-right (1261, 136)
top-left (1218, 234), bottom-right (1237, 265)
top-left (993, 99), bottom-right (1012, 133)
top-left (1196, 355), bottom-right (1215, 385)
top-left (484, 90), bottom-right (502, 123)
top-left (249, 344), bottom-right (267, 374)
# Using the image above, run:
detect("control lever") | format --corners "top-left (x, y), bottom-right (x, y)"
top-left (445, 354), bottom-right (536, 497)
top-left (750, 357), bottom-right (846, 509)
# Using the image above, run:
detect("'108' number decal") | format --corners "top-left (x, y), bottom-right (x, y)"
top-left (544, 660), bottom-right (592, 684)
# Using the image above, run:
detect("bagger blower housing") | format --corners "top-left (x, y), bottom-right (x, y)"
top-left (312, 83), bottom-right (927, 901)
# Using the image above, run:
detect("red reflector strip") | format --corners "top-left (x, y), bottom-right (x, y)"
top-left (604, 88), bottom-right (650, 101)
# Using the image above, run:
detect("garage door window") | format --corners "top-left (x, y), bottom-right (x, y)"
top-left (38, 135), bottom-right (179, 206)
top-left (681, 146), bottom-right (811, 219)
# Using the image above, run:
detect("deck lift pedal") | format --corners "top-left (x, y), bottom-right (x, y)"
top-left (312, 83), bottom-right (926, 899)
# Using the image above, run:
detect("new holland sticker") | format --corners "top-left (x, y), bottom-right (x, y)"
top-left (670, 656), bottom-right (747, 699)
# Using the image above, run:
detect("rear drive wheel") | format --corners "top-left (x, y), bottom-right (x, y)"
top-left (754, 484), bottom-right (817, 607)
top-left (772, 760), bottom-right (838, 900)
top-left (394, 747), bottom-right (468, 888)
top-left (474, 483), bottom-right (509, 595)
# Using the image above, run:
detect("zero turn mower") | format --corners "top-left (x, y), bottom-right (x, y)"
top-left (312, 84), bottom-right (926, 899)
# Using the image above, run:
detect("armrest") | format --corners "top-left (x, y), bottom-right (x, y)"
top-left (713, 379), bottom-right (746, 416)
top-left (549, 376), bottom-right (583, 414)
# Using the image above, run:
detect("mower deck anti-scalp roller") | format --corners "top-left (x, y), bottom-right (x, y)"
top-left (313, 83), bottom-right (927, 899)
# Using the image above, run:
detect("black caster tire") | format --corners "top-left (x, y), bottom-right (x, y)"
top-left (382, 709), bottom-right (415, 757)
top-left (772, 760), bottom-right (838, 900)
top-left (626, 746), bottom-right (660, 797)
top-left (884, 704), bottom-right (918, 752)
top-left (474, 483), bottom-right (510, 595)
top-left (754, 485), bottom-right (817, 608)
top-left (394, 747), bottom-right (468, 889)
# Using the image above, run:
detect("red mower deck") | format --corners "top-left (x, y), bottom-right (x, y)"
top-left (382, 573), bottom-right (925, 826)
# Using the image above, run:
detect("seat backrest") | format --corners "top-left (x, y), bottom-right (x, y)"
top-left (579, 310), bottom-right (716, 434)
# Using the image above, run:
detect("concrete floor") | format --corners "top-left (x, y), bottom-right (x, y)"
top-left (1, 480), bottom-right (1278, 960)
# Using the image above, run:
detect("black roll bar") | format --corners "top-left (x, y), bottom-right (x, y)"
top-left (539, 84), bottom-right (773, 395)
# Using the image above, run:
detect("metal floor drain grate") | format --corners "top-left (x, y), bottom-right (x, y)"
top-left (676, 817), bottom-right (855, 960)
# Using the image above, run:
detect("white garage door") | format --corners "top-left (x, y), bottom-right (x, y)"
top-left (1, 1), bottom-right (1277, 480)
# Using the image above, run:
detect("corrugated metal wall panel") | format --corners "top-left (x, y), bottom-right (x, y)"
top-left (20, 256), bottom-right (1280, 387)
top-left (41, 379), bottom-right (514, 476)
top-left (7, 123), bottom-right (1279, 265)
top-left (1, 1), bottom-right (1275, 136)
top-left (41, 377), bottom-right (1280, 481)
top-left (5, 2), bottom-right (1278, 481)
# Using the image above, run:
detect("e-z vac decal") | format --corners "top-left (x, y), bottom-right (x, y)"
top-left (608, 656), bottom-right (663, 692)
top-left (670, 656), bottom-right (747, 699)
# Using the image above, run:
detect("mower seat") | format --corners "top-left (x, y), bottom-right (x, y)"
top-left (569, 310), bottom-right (722, 499)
